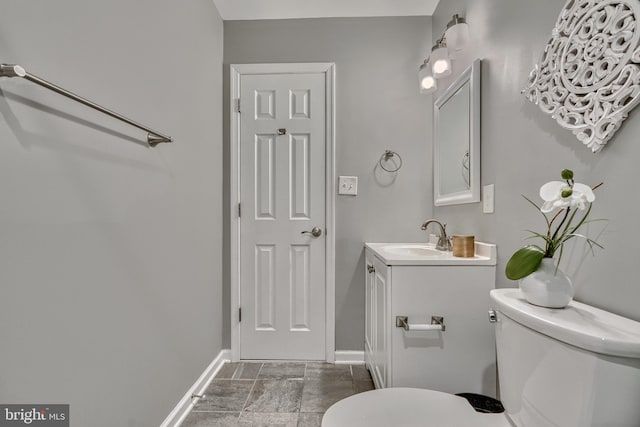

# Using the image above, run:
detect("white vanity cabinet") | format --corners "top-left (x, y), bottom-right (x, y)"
top-left (364, 243), bottom-right (497, 397)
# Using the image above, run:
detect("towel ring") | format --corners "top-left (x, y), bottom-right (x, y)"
top-left (379, 150), bottom-right (403, 173)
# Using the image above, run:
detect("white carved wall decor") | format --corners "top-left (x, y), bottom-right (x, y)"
top-left (523, 0), bottom-right (640, 153)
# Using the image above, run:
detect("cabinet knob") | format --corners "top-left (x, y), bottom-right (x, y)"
top-left (367, 264), bottom-right (375, 274)
top-left (488, 310), bottom-right (498, 323)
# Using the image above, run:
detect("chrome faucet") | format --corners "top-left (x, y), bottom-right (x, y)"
top-left (421, 219), bottom-right (452, 251)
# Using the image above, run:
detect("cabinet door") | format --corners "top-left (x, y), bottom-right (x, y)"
top-left (390, 266), bottom-right (497, 396)
top-left (364, 251), bottom-right (375, 370)
top-left (372, 256), bottom-right (389, 389)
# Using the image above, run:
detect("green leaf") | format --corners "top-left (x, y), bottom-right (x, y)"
top-left (561, 169), bottom-right (574, 180)
top-left (522, 195), bottom-right (550, 228)
top-left (505, 245), bottom-right (546, 280)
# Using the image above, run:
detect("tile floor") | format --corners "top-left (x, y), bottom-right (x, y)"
top-left (181, 361), bottom-right (375, 427)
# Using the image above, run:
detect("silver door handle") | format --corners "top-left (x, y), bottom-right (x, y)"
top-left (301, 226), bottom-right (322, 238)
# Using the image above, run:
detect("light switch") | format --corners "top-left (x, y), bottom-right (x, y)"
top-left (338, 176), bottom-right (358, 196)
top-left (483, 184), bottom-right (495, 213)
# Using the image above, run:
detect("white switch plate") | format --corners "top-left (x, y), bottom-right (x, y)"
top-left (483, 184), bottom-right (495, 213)
top-left (338, 176), bottom-right (358, 195)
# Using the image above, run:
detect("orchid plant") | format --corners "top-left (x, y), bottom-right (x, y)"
top-left (505, 169), bottom-right (603, 280)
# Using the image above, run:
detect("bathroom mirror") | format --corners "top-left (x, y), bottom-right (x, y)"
top-left (433, 59), bottom-right (480, 206)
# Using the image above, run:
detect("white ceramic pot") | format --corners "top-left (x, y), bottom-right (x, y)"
top-left (518, 258), bottom-right (574, 308)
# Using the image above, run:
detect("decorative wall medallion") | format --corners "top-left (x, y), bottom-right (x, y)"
top-left (523, 0), bottom-right (640, 153)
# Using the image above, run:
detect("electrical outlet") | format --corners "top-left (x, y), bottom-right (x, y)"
top-left (483, 184), bottom-right (495, 213)
top-left (338, 176), bottom-right (358, 196)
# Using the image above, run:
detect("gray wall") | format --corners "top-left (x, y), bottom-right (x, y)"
top-left (0, 1), bottom-right (224, 426)
top-left (223, 17), bottom-right (433, 350)
top-left (431, 0), bottom-right (640, 321)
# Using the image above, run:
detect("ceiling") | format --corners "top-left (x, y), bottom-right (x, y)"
top-left (212, 0), bottom-right (440, 21)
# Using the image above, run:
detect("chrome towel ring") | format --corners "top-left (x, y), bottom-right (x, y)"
top-left (379, 150), bottom-right (403, 173)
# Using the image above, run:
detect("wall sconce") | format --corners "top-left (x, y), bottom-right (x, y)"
top-left (418, 13), bottom-right (469, 94)
top-left (418, 60), bottom-right (437, 94)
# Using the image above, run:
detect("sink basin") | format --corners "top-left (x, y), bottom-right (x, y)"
top-left (383, 245), bottom-right (443, 257)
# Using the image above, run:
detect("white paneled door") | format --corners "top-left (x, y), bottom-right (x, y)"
top-left (239, 73), bottom-right (326, 359)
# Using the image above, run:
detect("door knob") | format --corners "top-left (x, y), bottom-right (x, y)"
top-left (301, 226), bottom-right (322, 238)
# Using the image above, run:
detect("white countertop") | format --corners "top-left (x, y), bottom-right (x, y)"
top-left (365, 242), bottom-right (497, 266)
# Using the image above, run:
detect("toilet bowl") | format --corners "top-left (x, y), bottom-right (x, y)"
top-left (323, 289), bottom-right (640, 427)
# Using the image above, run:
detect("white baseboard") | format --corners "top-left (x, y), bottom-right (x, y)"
top-left (334, 350), bottom-right (364, 365)
top-left (160, 349), bottom-right (231, 427)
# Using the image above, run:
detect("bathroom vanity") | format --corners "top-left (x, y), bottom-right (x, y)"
top-left (364, 242), bottom-right (497, 396)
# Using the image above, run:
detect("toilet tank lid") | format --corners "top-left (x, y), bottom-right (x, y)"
top-left (490, 289), bottom-right (640, 358)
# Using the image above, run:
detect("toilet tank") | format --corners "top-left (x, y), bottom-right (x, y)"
top-left (490, 289), bottom-right (640, 427)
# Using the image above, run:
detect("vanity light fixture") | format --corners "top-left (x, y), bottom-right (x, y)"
top-left (418, 13), bottom-right (469, 94)
top-left (418, 60), bottom-right (437, 94)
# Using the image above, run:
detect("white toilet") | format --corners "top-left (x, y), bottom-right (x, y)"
top-left (323, 289), bottom-right (640, 427)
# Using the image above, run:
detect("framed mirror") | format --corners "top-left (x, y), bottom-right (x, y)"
top-left (433, 59), bottom-right (480, 206)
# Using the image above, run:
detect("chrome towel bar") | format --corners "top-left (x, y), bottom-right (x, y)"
top-left (396, 315), bottom-right (446, 332)
top-left (0, 63), bottom-right (172, 146)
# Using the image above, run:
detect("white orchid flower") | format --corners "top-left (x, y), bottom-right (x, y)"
top-left (539, 181), bottom-right (595, 213)
top-left (506, 169), bottom-right (603, 282)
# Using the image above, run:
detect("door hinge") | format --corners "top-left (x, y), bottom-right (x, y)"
top-left (238, 203), bottom-right (241, 218)
top-left (239, 307), bottom-right (242, 322)
top-left (234, 98), bottom-right (241, 113)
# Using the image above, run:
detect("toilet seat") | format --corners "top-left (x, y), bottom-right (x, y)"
top-left (322, 388), bottom-right (511, 427)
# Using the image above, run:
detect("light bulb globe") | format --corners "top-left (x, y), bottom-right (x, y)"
top-left (445, 22), bottom-right (469, 51)
top-left (430, 45), bottom-right (452, 78)
top-left (418, 60), bottom-right (437, 94)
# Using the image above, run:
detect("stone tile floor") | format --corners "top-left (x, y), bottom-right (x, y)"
top-left (181, 361), bottom-right (375, 427)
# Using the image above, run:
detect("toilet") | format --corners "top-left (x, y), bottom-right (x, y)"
top-left (323, 289), bottom-right (640, 427)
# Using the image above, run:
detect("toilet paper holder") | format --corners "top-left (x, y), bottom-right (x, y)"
top-left (396, 315), bottom-right (446, 332)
